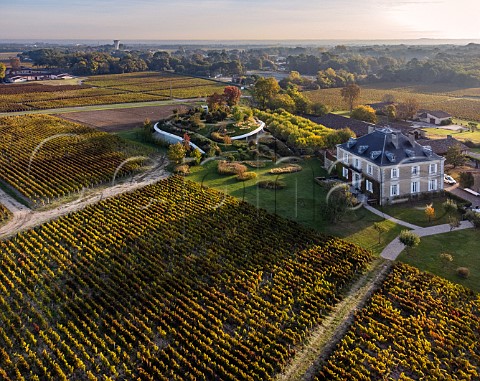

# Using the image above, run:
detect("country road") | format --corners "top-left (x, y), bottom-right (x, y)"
top-left (0, 156), bottom-right (169, 240)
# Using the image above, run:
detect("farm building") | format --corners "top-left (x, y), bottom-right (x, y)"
top-left (416, 110), bottom-right (452, 125)
top-left (417, 135), bottom-right (469, 156)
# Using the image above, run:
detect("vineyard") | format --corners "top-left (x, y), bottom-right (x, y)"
top-left (0, 176), bottom-right (373, 380)
top-left (0, 115), bottom-right (143, 206)
top-left (0, 72), bottom-right (225, 112)
top-left (0, 83), bottom-right (168, 113)
top-left (254, 109), bottom-right (354, 151)
top-left (84, 72), bottom-right (226, 99)
top-left (315, 263), bottom-right (480, 380)
top-left (305, 83), bottom-right (480, 121)
top-left (0, 203), bottom-right (10, 224)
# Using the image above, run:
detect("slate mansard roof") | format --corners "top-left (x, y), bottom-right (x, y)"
top-left (338, 127), bottom-right (444, 167)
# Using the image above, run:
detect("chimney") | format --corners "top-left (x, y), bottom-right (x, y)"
top-left (391, 131), bottom-right (400, 149)
top-left (447, 135), bottom-right (452, 140)
top-left (368, 125), bottom-right (375, 134)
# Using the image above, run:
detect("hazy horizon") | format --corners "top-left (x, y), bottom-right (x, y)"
top-left (3, 0), bottom-right (479, 41)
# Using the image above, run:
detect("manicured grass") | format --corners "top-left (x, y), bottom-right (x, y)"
top-left (188, 158), bottom-right (401, 255)
top-left (377, 196), bottom-right (463, 227)
top-left (398, 229), bottom-right (480, 293)
top-left (422, 127), bottom-right (480, 144)
top-left (114, 128), bottom-right (167, 154)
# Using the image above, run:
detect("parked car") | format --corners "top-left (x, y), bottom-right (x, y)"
top-left (470, 206), bottom-right (480, 213)
top-left (444, 174), bottom-right (456, 184)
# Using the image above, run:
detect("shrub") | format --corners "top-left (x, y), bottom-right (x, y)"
top-left (350, 105), bottom-right (378, 123)
top-left (399, 230), bottom-right (420, 254)
top-left (448, 193), bottom-right (472, 208)
top-left (465, 210), bottom-right (480, 228)
top-left (456, 267), bottom-right (470, 279)
top-left (244, 161), bottom-right (266, 168)
top-left (269, 164), bottom-right (302, 174)
top-left (257, 180), bottom-right (286, 190)
top-left (217, 161), bottom-right (247, 175)
top-left (211, 132), bottom-right (232, 144)
top-left (236, 171), bottom-right (257, 181)
top-left (459, 172), bottom-right (474, 188)
top-left (174, 164), bottom-right (190, 175)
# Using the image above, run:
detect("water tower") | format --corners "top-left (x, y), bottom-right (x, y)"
top-left (114, 40), bottom-right (120, 50)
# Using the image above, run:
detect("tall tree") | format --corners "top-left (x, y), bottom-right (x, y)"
top-left (253, 77), bottom-right (280, 109)
top-left (167, 143), bottom-right (186, 165)
top-left (445, 144), bottom-right (466, 168)
top-left (351, 105), bottom-right (377, 123)
top-left (223, 86), bottom-right (241, 106)
top-left (9, 57), bottom-right (21, 70)
top-left (0, 63), bottom-right (6, 82)
top-left (207, 92), bottom-right (226, 112)
top-left (396, 98), bottom-right (419, 121)
top-left (340, 84), bottom-right (361, 111)
top-left (373, 222), bottom-right (387, 244)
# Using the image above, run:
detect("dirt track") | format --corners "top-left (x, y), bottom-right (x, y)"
top-left (58, 104), bottom-right (190, 132)
top-left (0, 156), bottom-right (169, 240)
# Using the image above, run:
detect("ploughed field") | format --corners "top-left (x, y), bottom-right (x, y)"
top-left (0, 176), bottom-right (372, 380)
top-left (59, 104), bottom-right (189, 133)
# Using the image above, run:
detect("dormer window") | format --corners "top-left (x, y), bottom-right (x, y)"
top-left (423, 146), bottom-right (433, 157)
top-left (358, 145), bottom-right (369, 154)
top-left (405, 149), bottom-right (415, 158)
top-left (385, 151), bottom-right (396, 163)
top-left (370, 151), bottom-right (382, 160)
top-left (346, 138), bottom-right (357, 148)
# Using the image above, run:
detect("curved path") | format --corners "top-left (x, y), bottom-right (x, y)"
top-left (362, 203), bottom-right (474, 260)
top-left (380, 219), bottom-right (473, 260)
top-left (230, 121), bottom-right (265, 140)
top-left (0, 156), bottom-right (169, 240)
top-left (363, 203), bottom-right (421, 230)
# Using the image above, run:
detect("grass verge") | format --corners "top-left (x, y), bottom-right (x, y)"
top-left (397, 228), bottom-right (480, 293)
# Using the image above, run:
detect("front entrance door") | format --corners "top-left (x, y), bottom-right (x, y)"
top-left (353, 173), bottom-right (361, 190)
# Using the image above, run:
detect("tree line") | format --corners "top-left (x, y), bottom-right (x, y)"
top-left (17, 42), bottom-right (480, 87)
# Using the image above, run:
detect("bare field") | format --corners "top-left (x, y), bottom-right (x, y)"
top-left (57, 103), bottom-right (191, 132)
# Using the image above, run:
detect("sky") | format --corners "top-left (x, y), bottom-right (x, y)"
top-left (2, 0), bottom-right (479, 41)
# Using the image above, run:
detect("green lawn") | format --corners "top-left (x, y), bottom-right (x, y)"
top-left (377, 196), bottom-right (463, 227)
top-left (115, 127), bottom-right (167, 154)
top-left (187, 158), bottom-right (402, 255)
top-left (398, 229), bottom-right (480, 293)
top-left (422, 126), bottom-right (480, 144)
